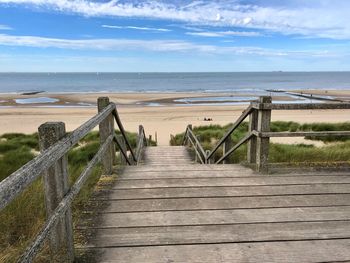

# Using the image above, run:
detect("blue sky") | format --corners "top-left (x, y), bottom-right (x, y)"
top-left (0, 0), bottom-right (350, 72)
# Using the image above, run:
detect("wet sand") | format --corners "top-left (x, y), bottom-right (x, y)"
top-left (1, 91), bottom-right (349, 145)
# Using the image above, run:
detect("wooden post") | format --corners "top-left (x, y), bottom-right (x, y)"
top-left (38, 122), bottom-right (74, 262)
top-left (247, 107), bottom-right (258, 163)
top-left (118, 135), bottom-right (128, 165)
top-left (206, 150), bottom-right (211, 164)
top-left (223, 136), bottom-right (233, 164)
top-left (256, 96), bottom-right (272, 173)
top-left (194, 135), bottom-right (199, 163)
top-left (98, 97), bottom-right (114, 175)
top-left (185, 124), bottom-right (192, 146)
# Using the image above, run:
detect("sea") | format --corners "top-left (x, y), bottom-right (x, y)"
top-left (1, 72), bottom-right (350, 94)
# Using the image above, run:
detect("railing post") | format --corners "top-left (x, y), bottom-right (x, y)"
top-left (98, 97), bottom-right (114, 175)
top-left (38, 122), bottom-right (74, 262)
top-left (118, 134), bottom-right (128, 165)
top-left (206, 150), bottom-right (211, 164)
top-left (247, 107), bottom-right (258, 164)
top-left (223, 136), bottom-right (233, 164)
top-left (184, 124), bottom-right (192, 146)
top-left (256, 96), bottom-right (272, 173)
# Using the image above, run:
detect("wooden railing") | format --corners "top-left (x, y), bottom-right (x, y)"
top-left (0, 97), bottom-right (148, 262)
top-left (183, 96), bottom-right (350, 172)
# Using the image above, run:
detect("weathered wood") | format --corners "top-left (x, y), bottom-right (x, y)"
top-left (222, 136), bottom-right (233, 164)
top-left (0, 103), bottom-right (114, 211)
top-left (252, 102), bottom-right (350, 110)
top-left (117, 135), bottom-right (128, 165)
top-left (98, 206), bottom-right (350, 228)
top-left (107, 184), bottom-right (350, 200)
top-left (85, 146), bottom-right (350, 262)
top-left (112, 175), bottom-right (350, 189)
top-left (38, 122), bottom-right (74, 262)
top-left (256, 96), bottom-right (272, 173)
top-left (98, 97), bottom-right (114, 175)
top-left (111, 106), bottom-right (137, 162)
top-left (186, 129), bottom-right (206, 163)
top-left (19, 135), bottom-right (114, 263)
top-left (247, 108), bottom-right (258, 163)
top-left (216, 133), bottom-right (253, 164)
top-left (86, 239), bottom-right (350, 263)
top-left (207, 105), bottom-right (253, 161)
top-left (92, 221), bottom-right (350, 247)
top-left (135, 125), bottom-right (145, 164)
top-left (256, 130), bottom-right (350, 137)
top-left (101, 194), bottom-right (350, 213)
top-left (113, 134), bottom-right (131, 165)
top-left (182, 124), bottom-right (192, 146)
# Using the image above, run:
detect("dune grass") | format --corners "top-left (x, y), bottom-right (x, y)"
top-left (171, 121), bottom-right (350, 164)
top-left (0, 130), bottom-right (151, 262)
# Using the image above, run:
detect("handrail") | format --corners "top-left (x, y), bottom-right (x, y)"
top-left (253, 130), bottom-right (350, 137)
top-left (0, 103), bottom-right (115, 211)
top-left (252, 102), bottom-right (350, 110)
top-left (206, 104), bottom-right (253, 161)
top-left (182, 96), bottom-right (350, 171)
top-left (215, 132), bottom-right (253, 164)
top-left (113, 134), bottom-right (132, 165)
top-left (19, 135), bottom-right (114, 262)
top-left (0, 97), bottom-right (148, 262)
top-left (183, 126), bottom-right (207, 164)
top-left (112, 106), bottom-right (137, 163)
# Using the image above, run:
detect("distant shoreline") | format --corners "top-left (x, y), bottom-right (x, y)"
top-left (0, 90), bottom-right (349, 108)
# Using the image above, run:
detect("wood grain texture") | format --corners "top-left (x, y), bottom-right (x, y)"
top-left (83, 146), bottom-right (350, 262)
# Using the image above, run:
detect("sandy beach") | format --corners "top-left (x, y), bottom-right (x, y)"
top-left (0, 91), bottom-right (349, 145)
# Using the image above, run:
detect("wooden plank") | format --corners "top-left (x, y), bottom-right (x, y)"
top-left (98, 206), bottom-right (350, 228)
top-left (118, 170), bottom-right (256, 179)
top-left (84, 239), bottom-right (350, 263)
top-left (117, 170), bottom-right (348, 179)
top-left (90, 221), bottom-right (350, 247)
top-left (122, 164), bottom-right (249, 172)
top-left (99, 194), bottom-right (350, 213)
top-left (112, 175), bottom-right (350, 189)
top-left (106, 184), bottom-right (350, 200)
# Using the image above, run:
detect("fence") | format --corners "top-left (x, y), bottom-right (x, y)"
top-left (0, 97), bottom-right (147, 262)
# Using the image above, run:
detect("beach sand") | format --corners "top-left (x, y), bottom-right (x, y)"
top-left (1, 92), bottom-right (350, 145)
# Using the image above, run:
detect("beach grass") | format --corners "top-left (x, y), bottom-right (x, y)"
top-left (171, 121), bottom-right (350, 163)
top-left (0, 130), bottom-right (153, 262)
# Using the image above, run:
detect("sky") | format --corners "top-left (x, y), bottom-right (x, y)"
top-left (0, 0), bottom-right (350, 72)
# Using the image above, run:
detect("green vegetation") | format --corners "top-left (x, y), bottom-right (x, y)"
top-left (171, 121), bottom-right (350, 164)
top-left (0, 130), bottom-right (153, 262)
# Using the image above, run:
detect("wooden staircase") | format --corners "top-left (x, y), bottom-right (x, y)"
top-left (83, 146), bottom-right (350, 262)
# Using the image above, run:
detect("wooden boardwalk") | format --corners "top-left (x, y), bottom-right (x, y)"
top-left (85, 146), bottom-right (350, 262)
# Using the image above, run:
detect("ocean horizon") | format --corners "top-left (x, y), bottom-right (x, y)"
top-left (1, 72), bottom-right (350, 94)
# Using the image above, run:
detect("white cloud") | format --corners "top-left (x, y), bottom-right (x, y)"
top-left (102, 25), bottom-right (171, 32)
top-left (1, 1), bottom-right (350, 39)
top-left (0, 33), bottom-right (337, 58)
top-left (186, 31), bottom-right (263, 37)
top-left (0, 24), bottom-right (12, 30)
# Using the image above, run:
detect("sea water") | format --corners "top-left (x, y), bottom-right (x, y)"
top-left (0, 72), bottom-right (350, 94)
